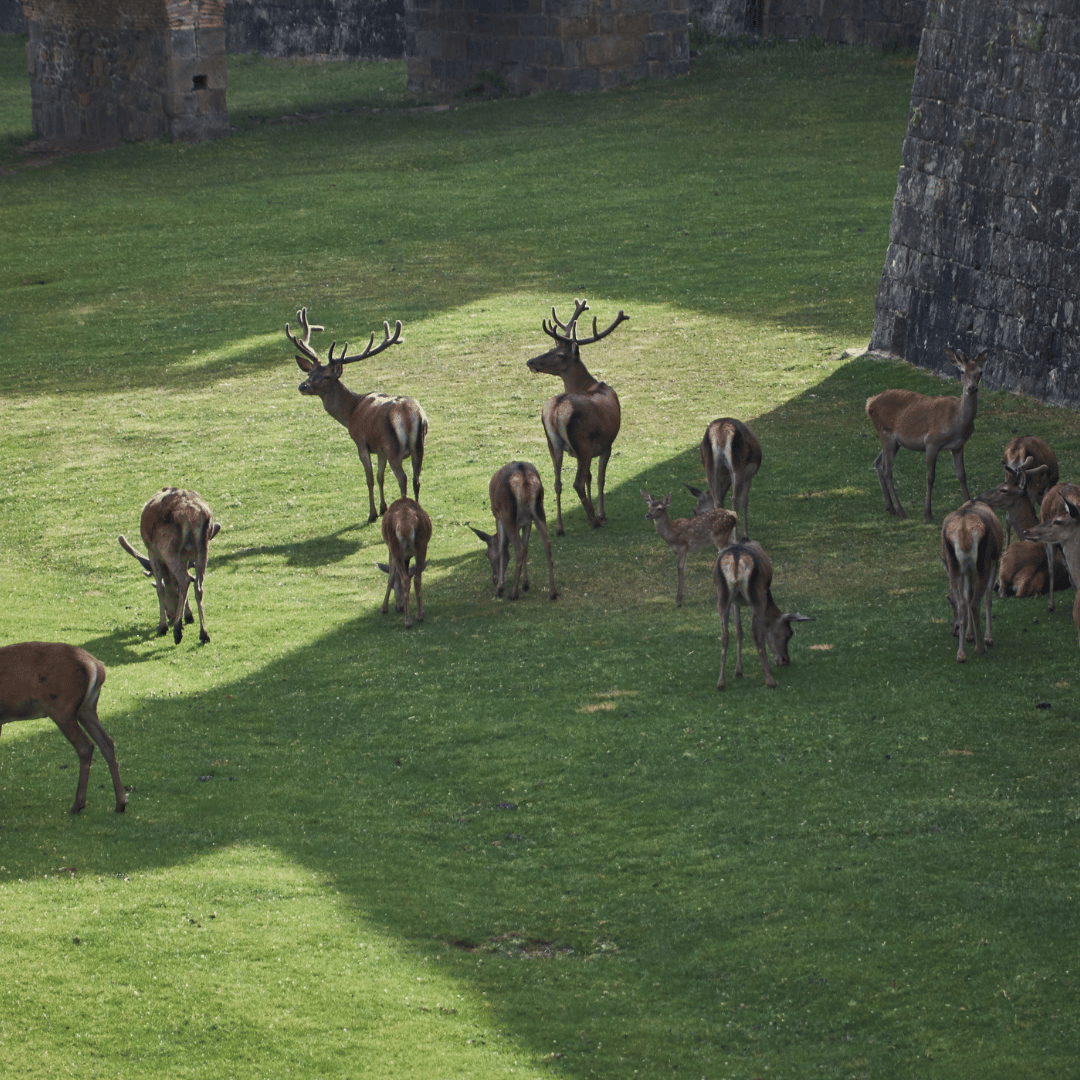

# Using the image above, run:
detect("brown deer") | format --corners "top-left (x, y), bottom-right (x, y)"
top-left (977, 462), bottom-right (1055, 596)
top-left (866, 348), bottom-right (988, 522)
top-left (119, 488), bottom-right (220, 644)
top-left (713, 542), bottom-right (811, 689)
top-left (377, 497), bottom-right (432, 629)
top-left (526, 299), bottom-right (628, 535)
top-left (1002, 435), bottom-right (1058, 527)
top-left (640, 490), bottom-right (736, 607)
top-left (940, 501), bottom-right (1002, 662)
top-left (699, 418), bottom-right (761, 541)
top-left (1028, 482), bottom-right (1080, 614)
top-left (1024, 485), bottom-right (1080, 645)
top-left (286, 307), bottom-right (427, 524)
top-left (0, 642), bottom-right (126, 813)
top-left (470, 462), bottom-right (557, 601)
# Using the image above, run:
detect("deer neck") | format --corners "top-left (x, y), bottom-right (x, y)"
top-left (559, 358), bottom-right (603, 395)
top-left (1007, 496), bottom-right (1039, 533)
top-left (955, 385), bottom-right (979, 432)
top-left (319, 379), bottom-right (362, 430)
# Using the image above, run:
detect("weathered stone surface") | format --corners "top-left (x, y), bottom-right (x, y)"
top-left (404, 0), bottom-right (690, 94)
top-left (21, 0), bottom-right (228, 147)
top-left (224, 0), bottom-right (406, 59)
top-left (871, 1), bottom-right (1080, 409)
top-left (688, 0), bottom-right (924, 47)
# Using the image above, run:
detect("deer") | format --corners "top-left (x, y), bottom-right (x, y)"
top-left (286, 307), bottom-right (428, 525)
top-left (977, 460), bottom-right (1055, 597)
top-left (939, 500), bottom-right (1002, 662)
top-left (1025, 482), bottom-right (1080, 614)
top-left (713, 542), bottom-right (811, 690)
top-left (699, 418), bottom-right (761, 541)
top-left (640, 490), bottom-right (737, 607)
top-left (1002, 435), bottom-right (1058, 532)
top-left (865, 348), bottom-right (988, 522)
top-left (377, 497), bottom-right (432, 629)
top-left (0, 642), bottom-right (126, 813)
top-left (470, 462), bottom-right (557, 601)
top-left (119, 488), bottom-right (220, 644)
top-left (1024, 484), bottom-right (1080, 644)
top-left (525, 299), bottom-right (628, 535)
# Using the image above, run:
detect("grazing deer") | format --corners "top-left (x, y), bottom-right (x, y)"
top-left (977, 461), bottom-right (1052, 596)
top-left (940, 501), bottom-right (1002, 662)
top-left (526, 299), bottom-right (628, 535)
top-left (713, 542), bottom-right (811, 689)
top-left (119, 488), bottom-right (220, 644)
top-left (377, 497), bottom-right (432, 628)
top-left (640, 490), bottom-right (737, 607)
top-left (866, 348), bottom-right (988, 522)
top-left (470, 462), bottom-right (557, 601)
top-left (286, 307), bottom-right (427, 524)
top-left (0, 642), bottom-right (126, 813)
top-left (1024, 486), bottom-right (1080, 646)
top-left (1002, 435), bottom-right (1058, 524)
top-left (699, 418), bottom-right (761, 541)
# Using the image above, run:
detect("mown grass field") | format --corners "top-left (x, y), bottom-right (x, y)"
top-left (1, 33), bottom-right (1078, 1079)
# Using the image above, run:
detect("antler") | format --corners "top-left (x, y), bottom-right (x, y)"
top-left (576, 309), bottom-right (630, 345)
top-left (543, 299), bottom-right (591, 342)
top-left (328, 320), bottom-right (404, 365)
top-left (542, 299), bottom-right (628, 345)
top-left (285, 306), bottom-right (325, 362)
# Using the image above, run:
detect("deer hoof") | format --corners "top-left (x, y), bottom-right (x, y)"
top-left (156, 625), bottom-right (169, 637)
top-left (199, 629), bottom-right (210, 644)
top-left (173, 626), bottom-right (183, 644)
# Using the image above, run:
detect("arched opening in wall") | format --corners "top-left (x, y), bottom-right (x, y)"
top-left (744, 0), bottom-right (763, 35)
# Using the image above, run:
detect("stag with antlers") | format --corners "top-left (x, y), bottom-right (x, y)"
top-left (286, 307), bottom-right (428, 524)
top-left (526, 299), bottom-right (629, 535)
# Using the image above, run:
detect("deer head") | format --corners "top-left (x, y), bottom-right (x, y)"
top-left (286, 306), bottom-right (403, 395)
top-left (526, 299), bottom-right (628, 379)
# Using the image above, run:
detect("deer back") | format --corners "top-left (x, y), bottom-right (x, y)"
top-left (941, 501), bottom-right (1003, 591)
top-left (0, 642), bottom-right (102, 726)
top-left (140, 488), bottom-right (219, 564)
top-left (350, 393), bottom-right (428, 456)
top-left (700, 418), bottom-right (761, 489)
top-left (491, 461), bottom-right (545, 531)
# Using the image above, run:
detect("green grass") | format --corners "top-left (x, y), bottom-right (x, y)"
top-left (1, 33), bottom-right (1079, 1079)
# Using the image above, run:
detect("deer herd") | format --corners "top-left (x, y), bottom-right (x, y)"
top-left (4, 305), bottom-right (1080, 813)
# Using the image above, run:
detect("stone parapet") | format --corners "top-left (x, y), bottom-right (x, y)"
top-left (871, 0), bottom-right (1080, 408)
top-left (405, 0), bottom-right (689, 94)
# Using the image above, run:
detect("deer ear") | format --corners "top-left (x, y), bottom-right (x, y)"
top-left (639, 489), bottom-right (651, 501)
top-left (469, 525), bottom-right (494, 543)
top-left (945, 348), bottom-right (964, 370)
top-left (208, 523), bottom-right (222, 541)
top-left (784, 613), bottom-right (814, 624)
top-left (296, 355), bottom-right (314, 373)
top-left (1065, 499), bottom-right (1080, 522)
top-left (375, 562), bottom-right (390, 575)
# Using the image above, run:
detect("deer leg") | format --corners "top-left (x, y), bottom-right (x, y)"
top-left (411, 442), bottom-right (424, 503)
top-left (1045, 542), bottom-right (1057, 611)
top-left (923, 448), bottom-right (941, 523)
top-left (158, 549), bottom-right (192, 644)
top-left (716, 592), bottom-right (731, 690)
top-left (751, 608), bottom-right (778, 688)
top-left (388, 454), bottom-right (409, 503)
top-left (533, 515), bottom-right (557, 600)
top-left (55, 718), bottom-right (96, 814)
top-left (76, 705), bottom-right (127, 813)
top-left (547, 439), bottom-right (566, 536)
top-left (732, 478), bottom-right (749, 541)
top-left (573, 459), bottom-right (600, 528)
top-left (376, 455), bottom-right (392, 518)
top-left (493, 523), bottom-right (509, 598)
top-left (595, 450), bottom-right (611, 524)
top-left (148, 555), bottom-right (171, 636)
top-left (412, 563), bottom-right (424, 624)
top-left (733, 605), bottom-right (745, 679)
top-left (874, 443), bottom-right (906, 519)
top-left (981, 568), bottom-right (995, 649)
top-left (518, 522), bottom-right (532, 595)
top-left (192, 549), bottom-right (211, 643)
top-left (675, 551), bottom-right (687, 607)
top-left (356, 446), bottom-right (379, 524)
top-left (951, 447), bottom-right (971, 504)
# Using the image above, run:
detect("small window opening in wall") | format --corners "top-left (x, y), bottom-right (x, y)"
top-left (192, 74), bottom-right (208, 90)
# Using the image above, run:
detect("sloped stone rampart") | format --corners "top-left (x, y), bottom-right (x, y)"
top-left (871, 1), bottom-right (1080, 408)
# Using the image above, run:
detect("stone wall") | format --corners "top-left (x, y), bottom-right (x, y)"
top-left (689, 0), bottom-right (925, 48)
top-left (224, 0), bottom-right (405, 60)
top-left (22, 0), bottom-right (228, 147)
top-left (404, 0), bottom-right (690, 95)
top-left (871, 1), bottom-right (1080, 408)
top-left (1, 0), bottom-right (26, 32)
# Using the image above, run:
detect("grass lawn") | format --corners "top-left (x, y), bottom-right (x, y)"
top-left (1, 32), bottom-right (1078, 1079)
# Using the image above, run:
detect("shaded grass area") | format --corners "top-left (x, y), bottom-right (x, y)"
top-left (2, 35), bottom-right (1079, 1080)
